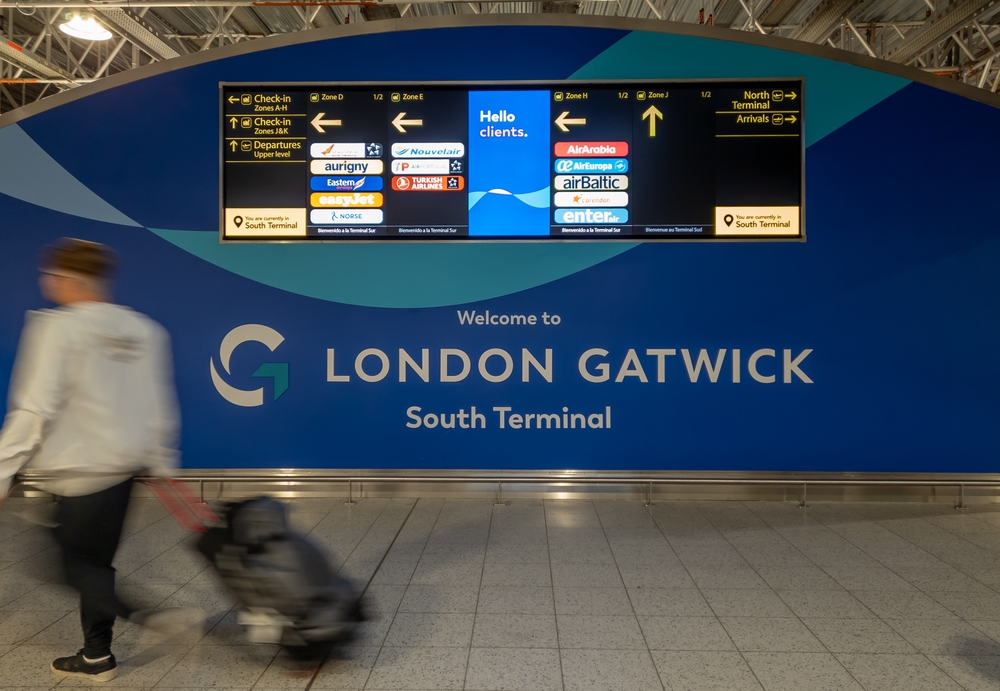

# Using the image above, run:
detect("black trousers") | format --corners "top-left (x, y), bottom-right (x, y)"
top-left (52, 478), bottom-right (136, 658)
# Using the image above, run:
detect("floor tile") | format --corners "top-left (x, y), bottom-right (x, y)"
top-left (0, 611), bottom-right (70, 645)
top-left (836, 653), bottom-right (966, 691)
top-left (310, 646), bottom-right (379, 689)
top-left (478, 587), bottom-right (554, 615)
top-left (685, 566), bottom-right (769, 590)
top-left (2, 584), bottom-right (79, 612)
top-left (464, 648), bottom-right (562, 691)
top-left (364, 585), bottom-right (408, 614)
top-left (383, 613), bottom-right (475, 647)
top-left (471, 614), bottom-right (558, 648)
top-left (560, 649), bottom-right (663, 691)
top-left (0, 644), bottom-right (82, 685)
top-left (480, 563), bottom-right (551, 587)
top-left (801, 618), bottom-right (917, 653)
top-left (650, 650), bottom-right (764, 690)
top-left (553, 587), bottom-right (631, 616)
top-left (557, 615), bottom-right (646, 649)
top-left (364, 646), bottom-right (468, 690)
top-left (626, 588), bottom-right (713, 617)
top-left (154, 645), bottom-right (278, 687)
top-left (852, 590), bottom-right (959, 620)
top-left (638, 616), bottom-right (735, 651)
top-left (885, 618), bottom-right (1000, 655)
top-left (926, 655), bottom-right (1000, 691)
top-left (895, 567), bottom-right (993, 593)
top-left (409, 560), bottom-right (483, 587)
top-left (550, 563), bottom-right (623, 588)
top-left (821, 566), bottom-right (918, 591)
top-left (775, 590), bottom-right (875, 619)
top-left (342, 615), bottom-right (392, 648)
top-left (617, 564), bottom-right (696, 589)
top-left (743, 652), bottom-right (865, 691)
top-left (397, 585), bottom-right (478, 614)
top-left (754, 567), bottom-right (844, 591)
top-left (701, 589), bottom-right (795, 618)
top-left (931, 592), bottom-right (1000, 620)
top-left (720, 617), bottom-right (825, 653)
top-left (970, 620), bottom-right (1000, 645)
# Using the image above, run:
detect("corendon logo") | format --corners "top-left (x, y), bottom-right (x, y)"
top-left (210, 325), bottom-right (288, 407)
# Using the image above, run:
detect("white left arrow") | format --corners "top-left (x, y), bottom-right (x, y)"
top-left (311, 112), bottom-right (342, 133)
top-left (392, 112), bottom-right (424, 133)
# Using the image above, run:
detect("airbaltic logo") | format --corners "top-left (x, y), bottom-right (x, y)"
top-left (210, 325), bottom-right (289, 408)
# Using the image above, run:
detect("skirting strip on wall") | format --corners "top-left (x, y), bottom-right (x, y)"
top-left (15, 469), bottom-right (1000, 507)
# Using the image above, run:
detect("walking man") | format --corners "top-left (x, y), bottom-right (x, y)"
top-left (0, 238), bottom-right (192, 681)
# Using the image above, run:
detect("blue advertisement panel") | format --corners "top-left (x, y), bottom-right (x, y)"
top-left (1, 19), bottom-right (999, 473)
top-left (468, 90), bottom-right (551, 237)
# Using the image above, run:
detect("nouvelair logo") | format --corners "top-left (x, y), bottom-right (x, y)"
top-left (210, 324), bottom-right (289, 407)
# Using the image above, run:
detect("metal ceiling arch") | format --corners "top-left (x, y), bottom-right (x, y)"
top-left (0, 0), bottom-right (998, 113)
top-left (1, 13), bottom-right (998, 125)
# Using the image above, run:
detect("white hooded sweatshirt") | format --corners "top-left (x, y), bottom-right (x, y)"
top-left (0, 302), bottom-right (179, 497)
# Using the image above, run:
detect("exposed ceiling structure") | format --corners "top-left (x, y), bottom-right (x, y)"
top-left (1, 0), bottom-right (998, 114)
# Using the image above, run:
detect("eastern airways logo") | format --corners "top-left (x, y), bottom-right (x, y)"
top-left (210, 325), bottom-right (288, 407)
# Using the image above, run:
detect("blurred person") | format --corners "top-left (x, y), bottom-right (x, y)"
top-left (0, 238), bottom-right (198, 682)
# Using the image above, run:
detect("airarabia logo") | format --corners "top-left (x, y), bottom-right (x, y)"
top-left (210, 324), bottom-right (289, 407)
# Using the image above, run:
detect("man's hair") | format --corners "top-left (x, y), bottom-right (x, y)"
top-left (41, 238), bottom-right (117, 280)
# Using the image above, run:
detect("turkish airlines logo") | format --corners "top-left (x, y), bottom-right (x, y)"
top-left (210, 324), bottom-right (288, 407)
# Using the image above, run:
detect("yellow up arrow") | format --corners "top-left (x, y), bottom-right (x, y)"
top-left (229, 140), bottom-right (238, 152)
top-left (642, 105), bottom-right (663, 137)
top-left (554, 111), bottom-right (587, 133)
top-left (229, 116), bottom-right (238, 128)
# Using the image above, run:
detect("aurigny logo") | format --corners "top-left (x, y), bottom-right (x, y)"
top-left (210, 325), bottom-right (289, 408)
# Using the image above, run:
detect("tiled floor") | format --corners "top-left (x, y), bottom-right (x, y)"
top-left (5, 498), bottom-right (1000, 689)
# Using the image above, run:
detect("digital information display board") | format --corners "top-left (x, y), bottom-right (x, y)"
top-left (221, 81), bottom-right (803, 241)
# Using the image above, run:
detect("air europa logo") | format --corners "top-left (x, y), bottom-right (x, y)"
top-left (210, 324), bottom-right (289, 407)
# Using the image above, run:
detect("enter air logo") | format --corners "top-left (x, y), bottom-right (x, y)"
top-left (210, 324), bottom-right (289, 407)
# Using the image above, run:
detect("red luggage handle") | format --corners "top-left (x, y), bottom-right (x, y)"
top-left (142, 478), bottom-right (220, 532)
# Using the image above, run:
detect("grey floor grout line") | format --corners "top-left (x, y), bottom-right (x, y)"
top-left (306, 498), bottom-right (421, 691)
top-left (751, 502), bottom-right (992, 691)
top-left (592, 499), bottom-right (667, 691)
top-left (542, 499), bottom-right (567, 691)
top-left (11, 498), bottom-right (1000, 690)
top-left (363, 498), bottom-right (445, 691)
top-left (699, 502), bottom-right (881, 688)
top-left (794, 503), bottom-right (989, 691)
top-left (645, 501), bottom-right (770, 691)
top-left (460, 500), bottom-right (493, 691)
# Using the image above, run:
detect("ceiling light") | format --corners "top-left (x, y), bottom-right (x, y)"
top-left (59, 12), bottom-right (113, 41)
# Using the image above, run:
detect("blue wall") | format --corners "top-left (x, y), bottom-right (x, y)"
top-left (2, 21), bottom-right (998, 472)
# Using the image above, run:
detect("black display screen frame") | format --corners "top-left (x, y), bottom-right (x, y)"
top-left (219, 78), bottom-right (806, 244)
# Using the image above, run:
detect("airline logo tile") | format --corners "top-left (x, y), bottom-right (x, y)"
top-left (555, 175), bottom-right (629, 191)
top-left (555, 158), bottom-right (629, 174)
top-left (310, 209), bottom-right (385, 225)
top-left (391, 143), bottom-right (465, 158)
top-left (554, 141), bottom-right (629, 157)
top-left (310, 192), bottom-right (384, 208)
top-left (310, 159), bottom-right (384, 175)
top-left (391, 159), bottom-right (456, 175)
top-left (310, 176), bottom-right (384, 192)
top-left (555, 208), bottom-right (629, 225)
top-left (554, 192), bottom-right (629, 207)
top-left (310, 143), bottom-right (371, 159)
top-left (392, 176), bottom-right (465, 192)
